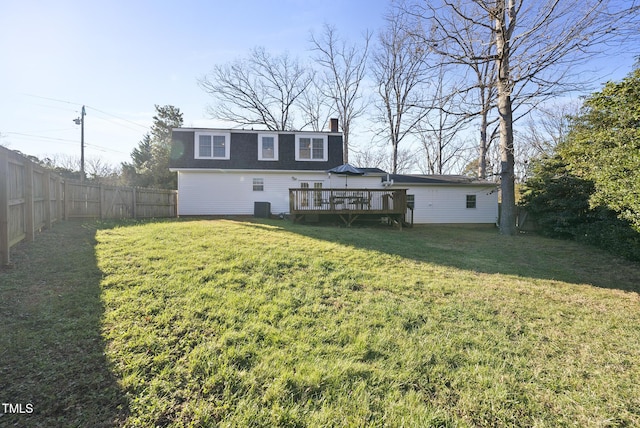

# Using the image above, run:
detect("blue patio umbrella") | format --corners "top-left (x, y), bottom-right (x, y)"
top-left (327, 163), bottom-right (364, 187)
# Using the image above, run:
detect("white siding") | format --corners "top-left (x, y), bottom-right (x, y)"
top-left (402, 185), bottom-right (498, 224)
top-left (177, 171), bottom-right (383, 216)
top-left (177, 170), bottom-right (498, 224)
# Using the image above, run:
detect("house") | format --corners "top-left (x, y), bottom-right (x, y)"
top-left (384, 174), bottom-right (498, 225)
top-left (169, 125), bottom-right (498, 225)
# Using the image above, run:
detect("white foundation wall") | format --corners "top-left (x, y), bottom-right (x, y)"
top-left (176, 170), bottom-right (382, 215)
top-left (402, 185), bottom-right (498, 224)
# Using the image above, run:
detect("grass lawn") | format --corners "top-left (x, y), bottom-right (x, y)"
top-left (2, 218), bottom-right (640, 427)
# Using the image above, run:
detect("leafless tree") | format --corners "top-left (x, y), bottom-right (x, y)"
top-left (351, 144), bottom-right (416, 174)
top-left (298, 75), bottom-right (336, 132)
top-left (45, 153), bottom-right (79, 171)
top-left (85, 157), bottom-right (121, 184)
top-left (43, 153), bottom-right (121, 183)
top-left (199, 47), bottom-right (313, 131)
top-left (311, 24), bottom-right (371, 163)
top-left (351, 145), bottom-right (389, 171)
top-left (402, 0), bottom-right (640, 234)
top-left (512, 101), bottom-right (580, 181)
top-left (415, 63), bottom-right (475, 174)
top-left (471, 56), bottom-right (499, 180)
top-left (519, 101), bottom-right (579, 157)
top-left (398, 1), bottom-right (499, 179)
top-left (370, 11), bottom-right (432, 173)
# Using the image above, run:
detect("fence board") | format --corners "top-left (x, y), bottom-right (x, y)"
top-left (33, 169), bottom-right (47, 232)
top-left (0, 149), bottom-right (8, 265)
top-left (7, 155), bottom-right (26, 251)
top-left (0, 145), bottom-right (177, 265)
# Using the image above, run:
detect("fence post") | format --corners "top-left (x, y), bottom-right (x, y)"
top-left (132, 187), bottom-right (137, 219)
top-left (54, 175), bottom-right (61, 223)
top-left (173, 191), bottom-right (177, 217)
top-left (24, 160), bottom-right (34, 242)
top-left (99, 183), bottom-right (105, 220)
top-left (0, 148), bottom-right (10, 265)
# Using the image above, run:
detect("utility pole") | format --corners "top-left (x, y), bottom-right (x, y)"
top-left (74, 106), bottom-right (86, 181)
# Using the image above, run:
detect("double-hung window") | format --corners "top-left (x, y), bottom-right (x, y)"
top-left (407, 194), bottom-right (415, 210)
top-left (253, 178), bottom-right (264, 191)
top-left (466, 194), bottom-right (477, 209)
top-left (258, 134), bottom-right (278, 161)
top-left (295, 135), bottom-right (327, 161)
top-left (195, 132), bottom-right (230, 159)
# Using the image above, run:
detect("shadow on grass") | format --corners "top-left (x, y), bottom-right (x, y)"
top-left (4, 217), bottom-right (636, 425)
top-left (0, 221), bottom-right (129, 427)
top-left (243, 217), bottom-right (640, 294)
top-left (88, 216), bottom-right (640, 294)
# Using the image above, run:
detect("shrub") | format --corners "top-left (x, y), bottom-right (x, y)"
top-left (522, 156), bottom-right (640, 261)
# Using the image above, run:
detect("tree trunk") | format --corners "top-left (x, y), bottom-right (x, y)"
top-left (478, 108), bottom-right (488, 179)
top-left (392, 142), bottom-right (398, 174)
top-left (495, 0), bottom-right (517, 235)
top-left (497, 92), bottom-right (516, 235)
top-left (342, 120), bottom-right (349, 164)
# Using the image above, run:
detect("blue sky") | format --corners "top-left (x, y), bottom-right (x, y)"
top-left (0, 0), bottom-right (637, 167)
top-left (0, 0), bottom-right (390, 165)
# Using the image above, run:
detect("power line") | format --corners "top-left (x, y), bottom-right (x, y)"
top-left (5, 132), bottom-right (130, 155)
top-left (14, 94), bottom-right (146, 159)
top-left (85, 143), bottom-right (129, 154)
top-left (23, 93), bottom-right (82, 107)
top-left (85, 105), bottom-right (149, 130)
top-left (28, 127), bottom-right (78, 133)
top-left (89, 113), bottom-right (148, 133)
top-left (30, 103), bottom-right (79, 114)
top-left (23, 93), bottom-right (150, 131)
top-left (4, 132), bottom-right (78, 145)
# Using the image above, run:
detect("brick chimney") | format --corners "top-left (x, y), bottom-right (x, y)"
top-left (329, 118), bottom-right (339, 133)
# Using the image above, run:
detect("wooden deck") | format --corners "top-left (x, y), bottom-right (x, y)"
top-left (289, 188), bottom-right (412, 228)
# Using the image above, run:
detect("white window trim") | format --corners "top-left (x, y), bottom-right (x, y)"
top-left (258, 133), bottom-right (279, 161)
top-left (195, 131), bottom-right (231, 160)
top-left (253, 177), bottom-right (264, 191)
top-left (295, 134), bottom-right (328, 162)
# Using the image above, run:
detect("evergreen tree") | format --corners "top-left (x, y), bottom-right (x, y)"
top-left (122, 134), bottom-right (154, 187)
top-left (522, 66), bottom-right (640, 260)
top-left (560, 67), bottom-right (640, 230)
top-left (123, 105), bottom-right (183, 189)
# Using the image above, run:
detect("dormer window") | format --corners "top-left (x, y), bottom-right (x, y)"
top-left (195, 132), bottom-right (230, 159)
top-left (295, 134), bottom-right (327, 161)
top-left (258, 134), bottom-right (278, 161)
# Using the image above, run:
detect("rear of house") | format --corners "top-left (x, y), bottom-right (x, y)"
top-left (169, 127), bottom-right (498, 225)
top-left (387, 175), bottom-right (498, 225)
top-left (170, 127), bottom-right (345, 216)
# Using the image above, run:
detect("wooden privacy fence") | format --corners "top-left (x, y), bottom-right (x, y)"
top-left (0, 145), bottom-right (177, 265)
top-left (63, 181), bottom-right (177, 220)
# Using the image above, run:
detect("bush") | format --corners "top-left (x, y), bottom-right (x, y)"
top-left (573, 212), bottom-right (640, 261)
top-left (522, 156), bottom-right (640, 261)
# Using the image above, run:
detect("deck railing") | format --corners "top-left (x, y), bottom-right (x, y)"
top-left (289, 188), bottom-right (407, 215)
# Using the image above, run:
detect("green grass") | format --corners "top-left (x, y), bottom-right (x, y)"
top-left (2, 218), bottom-right (640, 427)
top-left (0, 221), bottom-right (128, 427)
